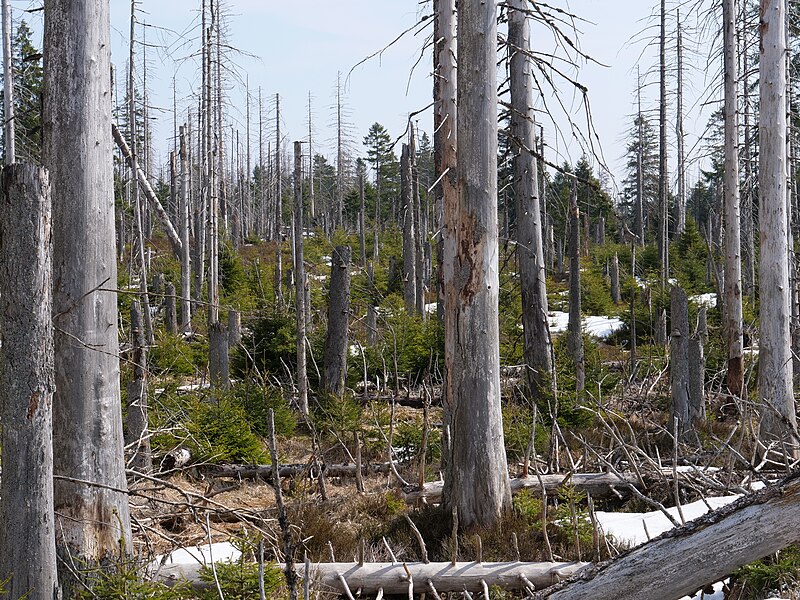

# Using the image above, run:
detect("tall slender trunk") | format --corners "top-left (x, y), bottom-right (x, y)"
top-left (2, 0), bottom-right (14, 164)
top-left (274, 93), bottom-right (284, 309)
top-left (179, 125), bottom-right (192, 332)
top-left (722, 0), bottom-right (744, 398)
top-left (442, 0), bottom-right (511, 528)
top-left (509, 0), bottom-right (552, 398)
top-left (294, 141), bottom-right (308, 416)
top-left (567, 180), bottom-right (585, 396)
top-left (658, 0), bottom-right (669, 282)
top-left (126, 299), bottom-right (151, 473)
top-left (402, 142), bottom-right (417, 313)
top-left (758, 0), bottom-right (798, 453)
top-left (45, 0), bottom-right (132, 586)
top-left (675, 12), bottom-right (686, 236)
top-left (635, 67), bottom-right (645, 245)
top-left (206, 16), bottom-right (219, 326)
top-left (323, 246), bottom-right (351, 397)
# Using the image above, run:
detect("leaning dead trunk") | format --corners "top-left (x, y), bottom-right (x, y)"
top-left (323, 245), bottom-right (351, 397)
top-left (0, 164), bottom-right (59, 600)
top-left (45, 0), bottom-right (132, 586)
top-left (542, 473), bottom-right (800, 600)
top-left (442, 0), bottom-right (512, 528)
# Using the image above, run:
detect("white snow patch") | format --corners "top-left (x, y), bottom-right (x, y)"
top-left (153, 542), bottom-right (240, 568)
top-left (547, 311), bottom-right (624, 340)
top-left (690, 293), bottom-right (717, 308)
top-left (425, 302), bottom-right (437, 314)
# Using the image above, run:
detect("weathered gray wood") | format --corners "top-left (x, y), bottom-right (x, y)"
top-left (178, 125), bottom-right (192, 333)
top-left (411, 124), bottom-right (425, 317)
top-left (2, 0), bottom-right (13, 164)
top-left (442, 0), bottom-right (511, 528)
top-left (156, 560), bottom-right (587, 594)
top-left (509, 0), bottom-right (553, 399)
top-left (675, 15), bottom-right (686, 236)
top-left (164, 281), bottom-right (178, 335)
top-left (405, 472), bottom-right (642, 504)
top-left (323, 245), bottom-right (351, 397)
top-left (0, 164), bottom-right (58, 599)
top-left (45, 0), bottom-right (132, 586)
top-left (610, 253), bottom-right (621, 304)
top-left (293, 140), bottom-right (308, 415)
top-left (208, 320), bottom-right (229, 389)
top-left (696, 306), bottom-right (708, 343)
top-left (656, 308), bottom-right (668, 346)
top-left (670, 285), bottom-right (690, 438)
top-left (567, 180), bottom-right (584, 395)
top-left (722, 0), bottom-right (744, 399)
top-left (126, 300), bottom-right (151, 474)
top-left (112, 123), bottom-right (182, 257)
top-left (758, 0), bottom-right (798, 453)
top-left (228, 309), bottom-right (241, 348)
top-left (543, 473), bottom-right (800, 600)
top-left (688, 334), bottom-right (705, 427)
top-left (657, 0), bottom-right (669, 281)
top-left (401, 142), bottom-right (417, 313)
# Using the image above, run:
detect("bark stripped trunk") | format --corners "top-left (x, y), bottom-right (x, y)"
top-left (658, 0), bottom-right (669, 282)
top-left (567, 180), bottom-right (585, 396)
top-left (323, 245), bottom-right (351, 397)
top-left (442, 0), bottom-right (511, 528)
top-left (510, 0), bottom-right (553, 399)
top-left (294, 140), bottom-right (308, 415)
top-left (675, 12), bottom-right (686, 236)
top-left (179, 124), bottom-right (192, 332)
top-left (723, 0), bottom-right (744, 399)
top-left (758, 0), bottom-right (798, 453)
top-left (670, 285), bottom-right (690, 439)
top-left (0, 164), bottom-right (58, 599)
top-left (45, 0), bottom-right (132, 587)
top-left (402, 142), bottom-right (417, 313)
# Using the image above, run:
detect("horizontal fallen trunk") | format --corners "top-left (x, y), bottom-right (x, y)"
top-left (112, 123), bottom-right (182, 258)
top-left (201, 462), bottom-right (393, 480)
top-left (404, 472), bottom-right (641, 503)
top-left (541, 472), bottom-right (800, 600)
top-left (155, 560), bottom-right (588, 594)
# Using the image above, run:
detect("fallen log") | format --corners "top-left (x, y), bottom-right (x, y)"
top-left (539, 471), bottom-right (800, 600)
top-left (404, 472), bottom-right (641, 503)
top-left (201, 462), bottom-right (393, 480)
top-left (112, 123), bottom-right (182, 258)
top-left (155, 560), bottom-right (588, 594)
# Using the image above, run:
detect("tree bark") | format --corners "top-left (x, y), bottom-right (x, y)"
top-left (402, 142), bottom-right (417, 313)
top-left (610, 252), bottom-right (621, 304)
top-left (758, 0), bottom-right (798, 453)
top-left (209, 320), bottom-right (229, 389)
top-left (323, 245), bottom-right (351, 397)
top-left (542, 473), bottom-right (800, 600)
top-left (0, 164), bottom-right (59, 599)
top-left (688, 334), bottom-right (706, 428)
top-left (509, 0), bottom-right (553, 399)
top-left (45, 0), bottom-right (132, 586)
top-left (2, 0), bottom-right (14, 164)
top-left (164, 281), bottom-right (178, 335)
top-left (179, 125), bottom-right (192, 333)
top-left (442, 0), bottom-right (511, 528)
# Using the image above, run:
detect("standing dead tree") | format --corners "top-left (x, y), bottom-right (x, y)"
top-left (323, 245), bottom-right (351, 397)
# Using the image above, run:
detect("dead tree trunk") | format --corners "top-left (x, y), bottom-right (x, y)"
top-left (294, 141), bottom-right (309, 415)
top-left (510, 0), bottom-right (553, 399)
top-left (179, 124), bottom-right (192, 333)
top-left (567, 180), bottom-right (585, 396)
top-left (675, 13), bottom-right (686, 236)
top-left (323, 245), bottom-right (351, 397)
top-left (228, 309), bottom-right (241, 348)
top-left (2, 0), bottom-right (13, 164)
top-left (611, 252), bottom-right (621, 304)
top-left (164, 281), bottom-right (178, 335)
top-left (758, 0), bottom-right (798, 453)
top-left (45, 0), bottom-right (132, 586)
top-left (688, 334), bottom-right (706, 428)
top-left (670, 285), bottom-right (690, 439)
top-left (542, 473), bottom-right (800, 600)
top-left (658, 0), bottom-right (669, 282)
top-left (126, 300), bottom-right (151, 473)
top-left (402, 142), bottom-right (417, 313)
top-left (0, 164), bottom-right (58, 599)
top-left (209, 321), bottom-right (229, 389)
top-left (442, 0), bottom-right (512, 529)
top-left (722, 0), bottom-right (744, 399)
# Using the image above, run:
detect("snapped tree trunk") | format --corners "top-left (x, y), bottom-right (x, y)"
top-left (509, 0), bottom-right (553, 399)
top-left (126, 300), bottom-right (152, 474)
top-left (164, 281), bottom-right (178, 335)
top-left (45, 0), bottom-right (132, 586)
top-left (323, 245), bottom-right (351, 397)
top-left (442, 0), bottom-right (512, 528)
top-left (688, 334), bottom-right (706, 428)
top-left (209, 320), bottom-right (230, 389)
top-left (0, 164), bottom-right (59, 599)
top-left (758, 0), bottom-right (798, 454)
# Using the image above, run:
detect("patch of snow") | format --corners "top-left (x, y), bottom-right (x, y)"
top-left (690, 293), bottom-right (717, 309)
top-left (547, 311), bottom-right (624, 340)
top-left (154, 542), bottom-right (240, 568)
top-left (425, 302), bottom-right (437, 314)
top-left (320, 255), bottom-right (332, 266)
